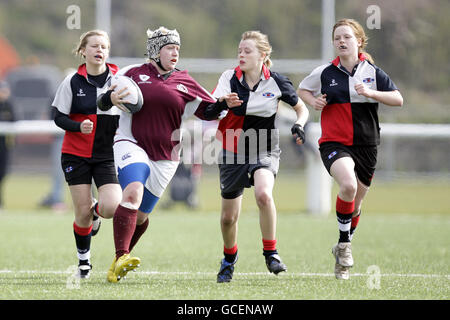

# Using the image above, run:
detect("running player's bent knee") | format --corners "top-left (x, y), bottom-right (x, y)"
top-left (340, 181), bottom-right (357, 200)
top-left (98, 202), bottom-right (117, 219)
top-left (255, 190), bottom-right (273, 209)
top-left (121, 185), bottom-right (143, 209)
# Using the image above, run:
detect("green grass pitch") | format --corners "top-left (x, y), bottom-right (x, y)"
top-left (0, 172), bottom-right (449, 300)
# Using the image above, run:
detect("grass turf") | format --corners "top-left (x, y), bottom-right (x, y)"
top-left (0, 210), bottom-right (448, 300)
top-left (0, 172), bottom-right (449, 300)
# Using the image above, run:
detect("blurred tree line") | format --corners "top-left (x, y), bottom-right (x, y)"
top-left (0, 0), bottom-right (448, 123)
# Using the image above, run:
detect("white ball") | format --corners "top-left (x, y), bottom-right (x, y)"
top-left (109, 75), bottom-right (143, 113)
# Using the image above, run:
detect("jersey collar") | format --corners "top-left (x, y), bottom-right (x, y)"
top-left (331, 52), bottom-right (367, 67)
top-left (234, 64), bottom-right (271, 82)
top-left (77, 62), bottom-right (119, 79)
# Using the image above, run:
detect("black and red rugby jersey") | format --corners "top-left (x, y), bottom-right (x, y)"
top-left (213, 65), bottom-right (299, 155)
top-left (52, 63), bottom-right (120, 158)
top-left (299, 54), bottom-right (399, 146)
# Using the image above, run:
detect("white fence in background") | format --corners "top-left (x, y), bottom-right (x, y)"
top-left (110, 57), bottom-right (324, 75)
top-left (1, 121), bottom-right (449, 215)
top-left (303, 122), bottom-right (450, 215)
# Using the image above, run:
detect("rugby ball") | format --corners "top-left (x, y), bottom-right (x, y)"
top-left (109, 75), bottom-right (143, 113)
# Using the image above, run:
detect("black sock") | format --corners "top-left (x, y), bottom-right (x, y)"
top-left (339, 230), bottom-right (350, 243)
top-left (73, 222), bottom-right (92, 263)
top-left (93, 202), bottom-right (99, 219)
top-left (79, 259), bottom-right (90, 266)
top-left (224, 252), bottom-right (237, 263)
top-left (263, 249), bottom-right (278, 258)
top-left (224, 251), bottom-right (237, 264)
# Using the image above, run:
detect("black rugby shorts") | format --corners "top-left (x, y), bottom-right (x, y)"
top-left (319, 142), bottom-right (377, 187)
top-left (61, 153), bottom-right (119, 187)
top-left (218, 150), bottom-right (280, 199)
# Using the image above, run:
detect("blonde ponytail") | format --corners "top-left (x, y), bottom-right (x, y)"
top-left (241, 30), bottom-right (273, 68)
top-left (73, 29), bottom-right (110, 58)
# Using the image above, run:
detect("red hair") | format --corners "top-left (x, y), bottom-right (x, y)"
top-left (332, 19), bottom-right (374, 63)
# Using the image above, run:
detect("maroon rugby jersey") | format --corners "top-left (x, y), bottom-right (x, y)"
top-left (115, 63), bottom-right (216, 161)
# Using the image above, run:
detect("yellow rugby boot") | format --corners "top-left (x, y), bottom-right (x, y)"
top-left (114, 254), bottom-right (141, 281)
top-left (106, 257), bottom-right (118, 283)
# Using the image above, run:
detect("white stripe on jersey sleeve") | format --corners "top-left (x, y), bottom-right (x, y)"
top-left (298, 64), bottom-right (329, 97)
top-left (177, 96), bottom-right (204, 157)
top-left (52, 71), bottom-right (76, 114)
top-left (212, 69), bottom-right (234, 98)
top-left (182, 96), bottom-right (203, 121)
top-left (197, 83), bottom-right (217, 102)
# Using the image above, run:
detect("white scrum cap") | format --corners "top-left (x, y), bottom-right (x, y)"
top-left (146, 27), bottom-right (180, 63)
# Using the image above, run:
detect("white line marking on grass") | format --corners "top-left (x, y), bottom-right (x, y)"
top-left (0, 269), bottom-right (449, 279)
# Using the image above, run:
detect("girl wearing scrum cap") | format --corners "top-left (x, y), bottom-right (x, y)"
top-left (98, 26), bottom-right (222, 283)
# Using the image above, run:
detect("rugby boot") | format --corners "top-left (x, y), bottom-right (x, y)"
top-left (217, 256), bottom-right (238, 283)
top-left (106, 257), bottom-right (118, 283)
top-left (265, 253), bottom-right (287, 275)
top-left (113, 254), bottom-right (141, 281)
top-left (77, 261), bottom-right (92, 279)
top-left (334, 262), bottom-right (350, 280)
top-left (332, 242), bottom-right (354, 267)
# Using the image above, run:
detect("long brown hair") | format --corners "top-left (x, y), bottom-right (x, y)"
top-left (332, 19), bottom-right (374, 63)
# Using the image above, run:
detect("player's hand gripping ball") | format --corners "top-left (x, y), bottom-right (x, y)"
top-left (109, 75), bottom-right (143, 113)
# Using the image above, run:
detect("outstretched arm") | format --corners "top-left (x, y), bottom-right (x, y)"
top-left (203, 93), bottom-right (243, 120)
